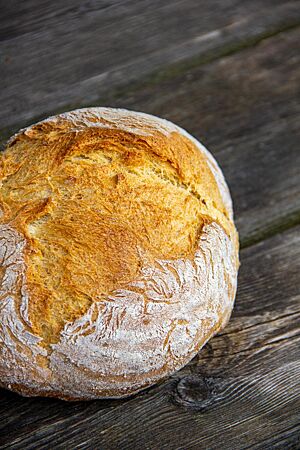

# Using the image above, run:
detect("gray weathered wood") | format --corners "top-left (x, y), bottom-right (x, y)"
top-left (0, 226), bottom-right (299, 449)
top-left (1, 3), bottom-right (300, 449)
top-left (100, 28), bottom-right (300, 248)
top-left (1, 0), bottom-right (299, 129)
top-left (1, 29), bottom-right (300, 249)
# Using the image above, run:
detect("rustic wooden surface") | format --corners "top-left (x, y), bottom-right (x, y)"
top-left (1, 1), bottom-right (300, 449)
top-left (1, 0), bottom-right (300, 132)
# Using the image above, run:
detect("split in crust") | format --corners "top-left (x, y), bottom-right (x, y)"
top-left (0, 108), bottom-right (239, 400)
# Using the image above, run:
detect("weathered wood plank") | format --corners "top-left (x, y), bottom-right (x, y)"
top-left (1, 0), bottom-right (299, 129)
top-left (1, 30), bottom-right (299, 249)
top-left (1, 6), bottom-right (300, 449)
top-left (0, 226), bottom-right (299, 449)
top-left (101, 28), bottom-right (300, 248)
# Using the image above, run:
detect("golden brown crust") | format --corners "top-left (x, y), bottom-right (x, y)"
top-left (0, 108), bottom-right (239, 400)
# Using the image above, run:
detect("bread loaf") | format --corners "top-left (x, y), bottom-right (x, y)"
top-left (0, 107), bottom-right (239, 400)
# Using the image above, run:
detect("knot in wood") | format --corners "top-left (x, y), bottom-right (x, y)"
top-left (174, 374), bottom-right (219, 410)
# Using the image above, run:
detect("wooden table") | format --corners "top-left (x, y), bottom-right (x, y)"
top-left (1, 1), bottom-right (300, 448)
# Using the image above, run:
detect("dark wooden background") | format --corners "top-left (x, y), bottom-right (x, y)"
top-left (1, 1), bottom-right (300, 449)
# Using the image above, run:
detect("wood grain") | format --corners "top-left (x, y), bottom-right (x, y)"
top-left (0, 226), bottom-right (299, 449)
top-left (1, 0), bottom-right (299, 129)
top-left (101, 28), bottom-right (300, 248)
top-left (1, 2), bottom-right (300, 449)
top-left (2, 29), bottom-right (298, 247)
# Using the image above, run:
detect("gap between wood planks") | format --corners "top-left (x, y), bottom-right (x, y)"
top-left (0, 5), bottom-right (299, 448)
top-left (1, 26), bottom-right (299, 252)
top-left (1, 0), bottom-right (300, 128)
top-left (106, 20), bottom-right (300, 100)
top-left (1, 20), bottom-right (300, 144)
top-left (102, 28), bottom-right (300, 251)
top-left (0, 225), bottom-right (299, 449)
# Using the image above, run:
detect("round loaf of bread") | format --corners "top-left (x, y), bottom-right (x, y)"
top-left (0, 107), bottom-right (239, 400)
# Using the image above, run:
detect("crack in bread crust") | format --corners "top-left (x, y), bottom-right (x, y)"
top-left (49, 222), bottom-right (237, 399)
top-left (0, 108), bottom-right (239, 399)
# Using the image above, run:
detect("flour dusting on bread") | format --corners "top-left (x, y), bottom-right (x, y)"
top-left (0, 107), bottom-right (239, 399)
top-left (49, 222), bottom-right (236, 398)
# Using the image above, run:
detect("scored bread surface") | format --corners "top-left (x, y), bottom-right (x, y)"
top-left (0, 108), bottom-right (239, 399)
